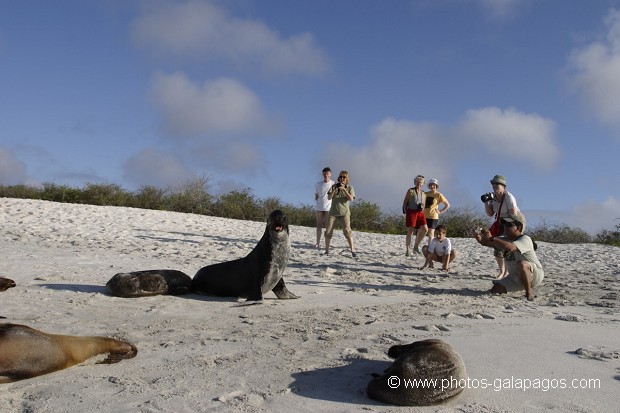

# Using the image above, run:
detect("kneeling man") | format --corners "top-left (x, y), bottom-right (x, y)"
top-left (473, 214), bottom-right (543, 301)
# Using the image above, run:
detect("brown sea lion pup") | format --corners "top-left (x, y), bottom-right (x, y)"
top-left (0, 323), bottom-right (137, 383)
top-left (192, 209), bottom-right (298, 301)
top-left (367, 338), bottom-right (466, 406)
top-left (0, 277), bottom-right (16, 292)
top-left (106, 269), bottom-right (193, 298)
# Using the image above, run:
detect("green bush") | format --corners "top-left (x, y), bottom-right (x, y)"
top-left (165, 177), bottom-right (213, 215)
top-left (134, 186), bottom-right (167, 210)
top-left (595, 219), bottom-right (620, 246)
top-left (439, 206), bottom-right (489, 238)
top-left (82, 183), bottom-right (132, 206)
top-left (527, 219), bottom-right (593, 244)
top-left (1, 182), bottom-right (614, 245)
top-left (212, 189), bottom-right (260, 221)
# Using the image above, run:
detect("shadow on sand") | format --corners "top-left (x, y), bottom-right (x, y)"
top-left (289, 357), bottom-right (390, 405)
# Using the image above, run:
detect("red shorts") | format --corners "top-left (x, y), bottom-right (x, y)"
top-left (406, 209), bottom-right (427, 228)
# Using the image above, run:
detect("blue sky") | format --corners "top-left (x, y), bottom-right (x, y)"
top-left (1, 0), bottom-right (619, 234)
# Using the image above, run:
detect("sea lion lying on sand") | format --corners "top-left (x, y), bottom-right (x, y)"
top-left (192, 209), bottom-right (298, 301)
top-left (0, 277), bottom-right (16, 292)
top-left (106, 269), bottom-right (193, 298)
top-left (367, 339), bottom-right (466, 406)
top-left (0, 323), bottom-right (137, 383)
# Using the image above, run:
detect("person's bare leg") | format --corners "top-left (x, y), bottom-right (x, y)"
top-left (345, 234), bottom-right (355, 256)
top-left (405, 228), bottom-right (414, 256)
top-left (495, 256), bottom-right (507, 279)
top-left (517, 261), bottom-right (535, 301)
top-left (315, 211), bottom-right (328, 248)
top-left (449, 249), bottom-right (457, 263)
top-left (426, 228), bottom-right (435, 246)
top-left (413, 225), bottom-right (427, 253)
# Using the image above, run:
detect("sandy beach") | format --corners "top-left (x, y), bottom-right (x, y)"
top-left (1, 198), bottom-right (618, 413)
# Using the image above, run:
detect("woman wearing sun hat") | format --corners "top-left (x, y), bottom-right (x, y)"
top-left (483, 174), bottom-right (520, 279)
top-left (423, 178), bottom-right (450, 246)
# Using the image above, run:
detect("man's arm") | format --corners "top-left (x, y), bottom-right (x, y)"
top-left (472, 230), bottom-right (517, 252)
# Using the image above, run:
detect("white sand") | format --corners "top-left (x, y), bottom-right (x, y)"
top-left (1, 198), bottom-right (618, 413)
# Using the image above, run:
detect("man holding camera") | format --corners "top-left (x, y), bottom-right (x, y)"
top-left (483, 175), bottom-right (520, 279)
top-left (473, 214), bottom-right (543, 301)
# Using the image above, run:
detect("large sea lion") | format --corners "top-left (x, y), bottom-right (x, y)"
top-left (192, 209), bottom-right (298, 301)
top-left (0, 323), bottom-right (137, 383)
top-left (367, 339), bottom-right (466, 406)
top-left (0, 277), bottom-right (16, 292)
top-left (106, 269), bottom-right (193, 298)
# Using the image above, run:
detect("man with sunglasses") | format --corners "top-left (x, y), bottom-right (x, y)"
top-left (473, 214), bottom-right (543, 301)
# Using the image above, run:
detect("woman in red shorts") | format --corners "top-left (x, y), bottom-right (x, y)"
top-left (402, 175), bottom-right (427, 256)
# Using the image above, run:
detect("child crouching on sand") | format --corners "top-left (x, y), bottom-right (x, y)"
top-left (419, 225), bottom-right (457, 272)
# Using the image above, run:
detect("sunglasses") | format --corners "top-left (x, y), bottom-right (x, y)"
top-left (503, 221), bottom-right (516, 227)
top-left (338, 176), bottom-right (346, 179)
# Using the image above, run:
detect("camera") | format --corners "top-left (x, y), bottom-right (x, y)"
top-left (480, 192), bottom-right (495, 203)
top-left (474, 227), bottom-right (483, 235)
top-left (336, 183), bottom-right (343, 188)
top-left (417, 203), bottom-right (423, 210)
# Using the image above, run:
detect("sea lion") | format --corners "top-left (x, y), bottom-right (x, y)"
top-left (106, 269), bottom-right (193, 298)
top-left (0, 277), bottom-right (16, 292)
top-left (0, 323), bottom-right (137, 383)
top-left (367, 339), bottom-right (466, 406)
top-left (192, 209), bottom-right (298, 301)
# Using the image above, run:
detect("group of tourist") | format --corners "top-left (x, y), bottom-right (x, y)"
top-left (314, 169), bottom-right (544, 301)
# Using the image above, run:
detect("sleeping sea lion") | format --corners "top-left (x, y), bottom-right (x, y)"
top-left (192, 209), bottom-right (298, 301)
top-left (0, 323), bottom-right (137, 383)
top-left (367, 338), bottom-right (466, 406)
top-left (0, 277), bottom-right (16, 292)
top-left (106, 269), bottom-right (192, 298)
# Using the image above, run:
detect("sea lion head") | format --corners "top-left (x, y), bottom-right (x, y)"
top-left (267, 210), bottom-right (289, 236)
top-left (0, 277), bottom-right (16, 292)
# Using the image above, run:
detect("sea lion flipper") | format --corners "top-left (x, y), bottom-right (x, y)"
top-left (271, 278), bottom-right (299, 299)
top-left (98, 344), bottom-right (138, 364)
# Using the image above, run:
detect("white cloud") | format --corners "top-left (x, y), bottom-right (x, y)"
top-left (122, 147), bottom-right (195, 189)
top-left (550, 196), bottom-right (620, 235)
top-left (0, 147), bottom-right (28, 185)
top-left (131, 0), bottom-right (330, 76)
top-left (457, 107), bottom-right (559, 169)
top-left (150, 72), bottom-right (280, 137)
top-left (187, 141), bottom-right (264, 174)
top-left (568, 9), bottom-right (620, 129)
top-left (320, 118), bottom-right (453, 212)
top-left (319, 108), bottom-right (558, 213)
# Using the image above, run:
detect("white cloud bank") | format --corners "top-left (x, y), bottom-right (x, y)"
top-left (568, 8), bottom-right (620, 131)
top-left (150, 72), bottom-right (280, 137)
top-left (321, 107), bottom-right (559, 213)
top-left (130, 0), bottom-right (330, 76)
top-left (458, 107), bottom-right (559, 169)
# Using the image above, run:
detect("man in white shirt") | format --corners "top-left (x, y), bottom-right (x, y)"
top-left (315, 167), bottom-right (334, 248)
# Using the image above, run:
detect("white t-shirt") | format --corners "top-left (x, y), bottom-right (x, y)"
top-left (315, 180), bottom-right (334, 211)
top-left (492, 191), bottom-right (519, 218)
top-left (428, 237), bottom-right (452, 256)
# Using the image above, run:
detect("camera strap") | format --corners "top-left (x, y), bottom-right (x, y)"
top-left (494, 197), bottom-right (505, 224)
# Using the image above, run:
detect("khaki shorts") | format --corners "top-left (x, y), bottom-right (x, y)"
top-left (325, 213), bottom-right (352, 238)
top-left (494, 261), bottom-right (544, 292)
